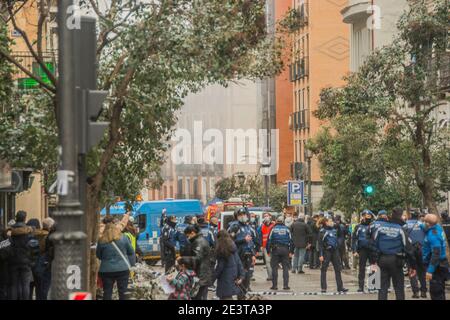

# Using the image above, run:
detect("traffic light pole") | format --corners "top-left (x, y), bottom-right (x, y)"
top-left (51, 0), bottom-right (87, 300)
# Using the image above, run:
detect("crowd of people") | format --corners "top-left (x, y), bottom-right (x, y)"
top-left (0, 206), bottom-right (448, 301)
top-left (159, 207), bottom-right (450, 301)
top-left (0, 211), bottom-right (55, 300)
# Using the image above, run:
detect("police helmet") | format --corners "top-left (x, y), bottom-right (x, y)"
top-left (234, 207), bottom-right (249, 220)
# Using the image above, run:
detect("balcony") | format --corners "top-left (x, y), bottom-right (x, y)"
top-left (282, 3), bottom-right (309, 33)
top-left (289, 57), bottom-right (309, 82)
top-left (11, 50), bottom-right (57, 91)
top-left (341, 0), bottom-right (371, 24)
top-left (290, 109), bottom-right (310, 131)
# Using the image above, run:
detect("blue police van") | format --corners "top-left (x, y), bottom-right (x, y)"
top-left (134, 199), bottom-right (203, 265)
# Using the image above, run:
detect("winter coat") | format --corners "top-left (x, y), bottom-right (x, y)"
top-left (187, 234), bottom-right (212, 286)
top-left (290, 220), bottom-right (312, 248)
top-left (168, 269), bottom-right (197, 300)
top-left (308, 220), bottom-right (320, 247)
top-left (9, 223), bottom-right (39, 268)
top-left (96, 226), bottom-right (136, 273)
top-left (213, 244), bottom-right (245, 299)
top-left (0, 229), bottom-right (10, 285)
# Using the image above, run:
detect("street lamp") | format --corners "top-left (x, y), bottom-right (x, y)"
top-left (305, 149), bottom-right (313, 216)
top-left (260, 159), bottom-right (271, 208)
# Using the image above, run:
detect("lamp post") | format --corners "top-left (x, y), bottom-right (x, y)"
top-left (305, 150), bottom-right (313, 216)
top-left (261, 160), bottom-right (271, 208)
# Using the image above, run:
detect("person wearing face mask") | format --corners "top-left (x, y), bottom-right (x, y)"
top-left (184, 225), bottom-right (212, 300)
top-left (161, 215), bottom-right (178, 273)
top-left (352, 210), bottom-right (375, 292)
top-left (227, 207), bottom-right (256, 298)
top-left (421, 213), bottom-right (449, 300)
top-left (175, 216), bottom-right (193, 256)
top-left (370, 208), bottom-right (416, 300)
top-left (257, 212), bottom-right (275, 281)
top-left (284, 213), bottom-right (294, 228)
top-left (318, 217), bottom-right (348, 293)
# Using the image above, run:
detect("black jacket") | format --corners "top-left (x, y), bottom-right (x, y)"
top-left (188, 234), bottom-right (212, 286)
top-left (0, 228), bottom-right (10, 285)
top-left (290, 220), bottom-right (312, 248)
top-left (308, 220), bottom-right (320, 247)
top-left (9, 223), bottom-right (39, 268)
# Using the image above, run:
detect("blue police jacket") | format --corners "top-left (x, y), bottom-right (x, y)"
top-left (421, 224), bottom-right (448, 274)
top-left (199, 224), bottom-right (215, 247)
top-left (319, 227), bottom-right (338, 256)
top-left (372, 220), bottom-right (408, 256)
top-left (404, 219), bottom-right (425, 246)
top-left (175, 222), bottom-right (189, 248)
top-left (369, 218), bottom-right (387, 237)
top-left (352, 223), bottom-right (371, 252)
top-left (161, 224), bottom-right (177, 250)
top-left (228, 221), bottom-right (255, 255)
top-left (266, 224), bottom-right (293, 253)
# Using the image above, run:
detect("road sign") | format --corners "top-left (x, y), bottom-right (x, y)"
top-left (287, 181), bottom-right (305, 206)
top-left (69, 292), bottom-right (92, 300)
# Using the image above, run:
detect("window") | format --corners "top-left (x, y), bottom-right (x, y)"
top-left (137, 214), bottom-right (146, 234)
top-left (185, 178), bottom-right (191, 197)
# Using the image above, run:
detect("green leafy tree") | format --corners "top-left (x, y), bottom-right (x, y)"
top-left (0, 0), bottom-right (286, 293)
top-left (310, 0), bottom-right (450, 215)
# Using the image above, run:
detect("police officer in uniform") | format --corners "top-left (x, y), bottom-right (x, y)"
top-left (404, 209), bottom-right (427, 298)
top-left (228, 207), bottom-right (256, 298)
top-left (352, 210), bottom-right (375, 292)
top-left (266, 215), bottom-right (293, 291)
top-left (371, 208), bottom-right (416, 300)
top-left (318, 216), bottom-right (348, 293)
top-left (198, 216), bottom-right (215, 248)
top-left (422, 213), bottom-right (449, 300)
top-left (161, 215), bottom-right (178, 273)
top-left (175, 215), bottom-right (193, 256)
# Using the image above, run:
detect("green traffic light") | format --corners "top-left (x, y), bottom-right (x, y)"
top-left (365, 185), bottom-right (374, 194)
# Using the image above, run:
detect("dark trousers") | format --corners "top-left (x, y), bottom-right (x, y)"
top-left (10, 265), bottom-right (32, 300)
top-left (339, 243), bottom-right (350, 268)
top-left (378, 255), bottom-right (404, 300)
top-left (100, 270), bottom-right (130, 300)
top-left (429, 266), bottom-right (447, 300)
top-left (238, 253), bottom-right (253, 298)
top-left (357, 248), bottom-right (371, 290)
top-left (164, 250), bottom-right (176, 273)
top-left (309, 247), bottom-right (320, 268)
top-left (270, 246), bottom-right (290, 288)
top-left (193, 285), bottom-right (209, 300)
top-left (409, 246), bottom-right (427, 294)
top-left (320, 249), bottom-right (344, 292)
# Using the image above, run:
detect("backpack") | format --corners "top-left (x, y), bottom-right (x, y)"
top-left (0, 238), bottom-right (12, 260)
top-left (188, 274), bottom-right (201, 298)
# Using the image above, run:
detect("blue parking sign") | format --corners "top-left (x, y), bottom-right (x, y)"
top-left (287, 181), bottom-right (305, 206)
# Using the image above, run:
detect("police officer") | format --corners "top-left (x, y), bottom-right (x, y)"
top-left (198, 216), bottom-right (215, 248)
top-left (371, 208), bottom-right (416, 300)
top-left (440, 211), bottom-right (450, 247)
top-left (404, 209), bottom-right (427, 298)
top-left (228, 207), bottom-right (256, 298)
top-left (266, 215), bottom-right (293, 291)
top-left (352, 210), bottom-right (375, 292)
top-left (422, 213), bottom-right (449, 300)
top-left (175, 216), bottom-right (193, 256)
top-left (161, 215), bottom-right (178, 273)
top-left (159, 209), bottom-right (168, 267)
top-left (318, 216), bottom-right (348, 293)
top-left (334, 215), bottom-right (350, 270)
top-left (370, 210), bottom-right (389, 235)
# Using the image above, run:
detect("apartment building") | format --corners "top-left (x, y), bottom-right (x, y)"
top-left (289, 0), bottom-right (350, 213)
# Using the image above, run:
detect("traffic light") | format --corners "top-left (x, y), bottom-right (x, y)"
top-left (363, 184), bottom-right (375, 197)
top-left (74, 16), bottom-right (109, 154)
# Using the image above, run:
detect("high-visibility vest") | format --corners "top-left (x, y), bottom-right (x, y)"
top-left (124, 232), bottom-right (136, 252)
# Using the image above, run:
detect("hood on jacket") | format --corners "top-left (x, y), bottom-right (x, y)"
top-left (11, 225), bottom-right (33, 237)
